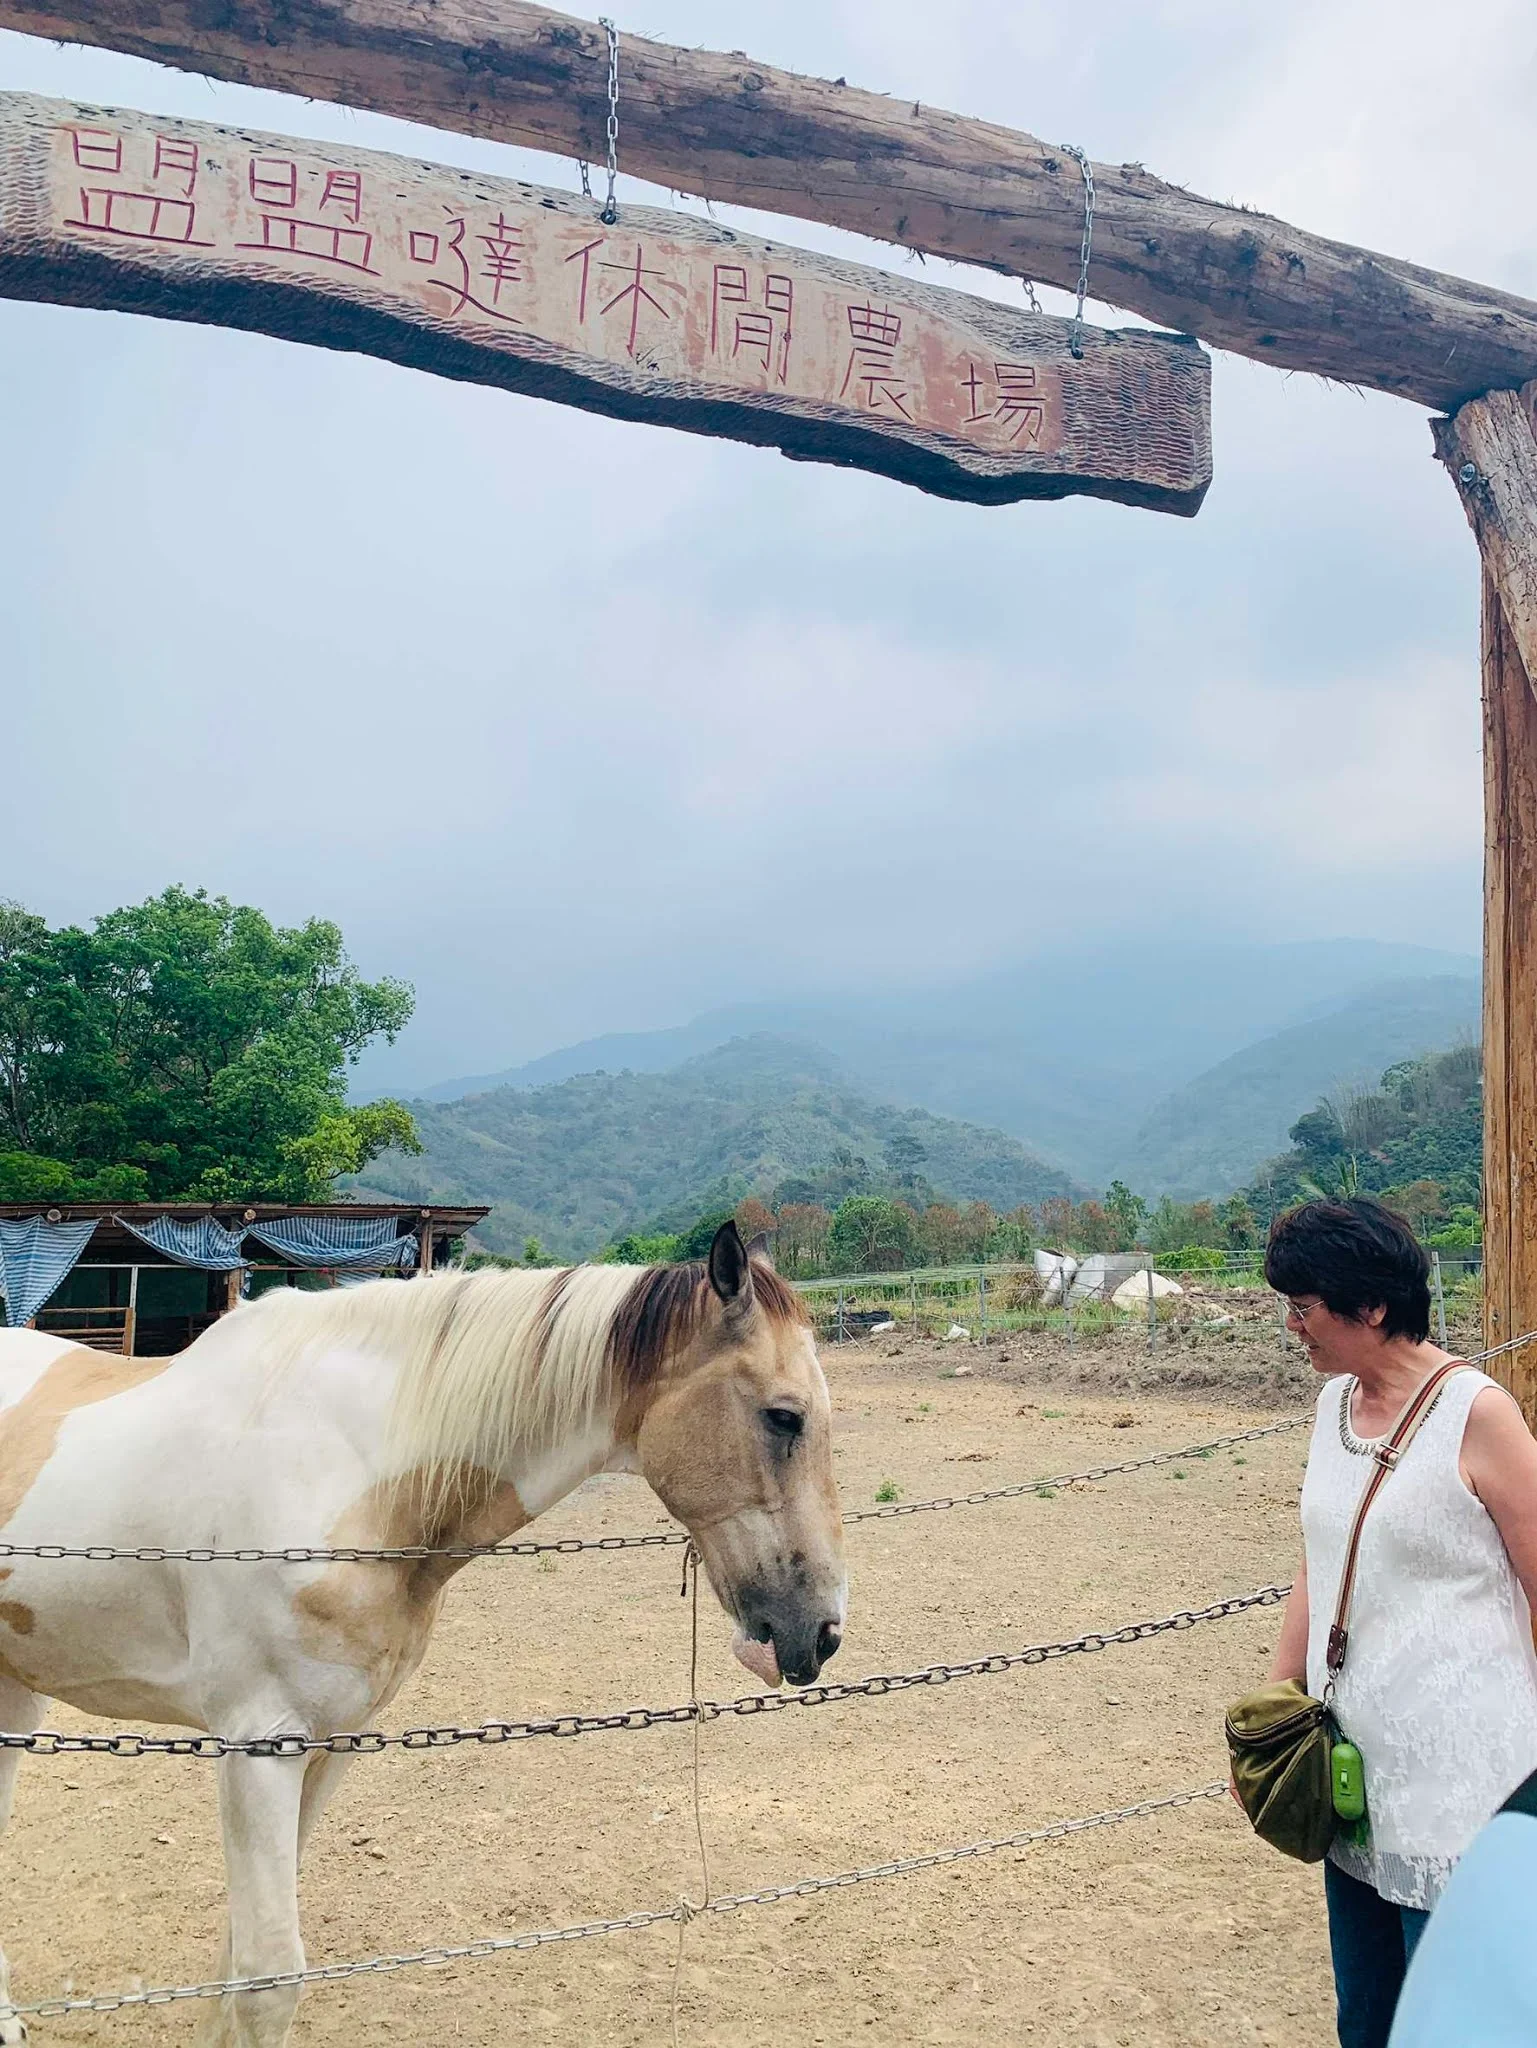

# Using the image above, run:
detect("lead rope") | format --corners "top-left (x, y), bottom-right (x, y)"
top-left (672, 1541), bottom-right (711, 2048)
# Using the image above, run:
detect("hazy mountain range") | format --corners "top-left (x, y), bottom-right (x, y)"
top-left (363, 1033), bottom-right (1079, 1260)
top-left (405, 939), bottom-right (1479, 1193)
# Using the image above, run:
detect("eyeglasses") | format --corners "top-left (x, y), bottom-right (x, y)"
top-left (1284, 1298), bottom-right (1324, 1324)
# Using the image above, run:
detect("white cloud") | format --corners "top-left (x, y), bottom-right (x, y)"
top-left (0, 2), bottom-right (1511, 1080)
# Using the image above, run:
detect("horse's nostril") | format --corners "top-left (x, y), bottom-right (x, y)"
top-left (816, 1620), bottom-right (842, 1665)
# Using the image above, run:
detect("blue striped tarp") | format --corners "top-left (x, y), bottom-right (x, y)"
top-left (0, 1216), bottom-right (99, 1327)
top-left (115, 1214), bottom-right (249, 1271)
top-left (245, 1215), bottom-right (419, 1270)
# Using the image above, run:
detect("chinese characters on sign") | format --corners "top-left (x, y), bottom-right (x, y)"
top-left (47, 114), bottom-right (1072, 469)
top-left (64, 122), bottom-right (210, 246)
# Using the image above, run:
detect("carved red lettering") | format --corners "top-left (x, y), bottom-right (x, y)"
top-left (152, 136), bottom-right (199, 199)
top-left (70, 127), bottom-right (122, 174)
top-left (319, 170), bottom-right (363, 224)
top-left (248, 157), bottom-right (298, 208)
top-left (840, 303), bottom-right (910, 418)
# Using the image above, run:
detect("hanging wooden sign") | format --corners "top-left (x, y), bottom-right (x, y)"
top-left (0, 93), bottom-right (1211, 514)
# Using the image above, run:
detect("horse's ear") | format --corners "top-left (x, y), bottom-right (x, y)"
top-left (707, 1220), bottom-right (755, 1311)
top-left (744, 1231), bottom-right (775, 1268)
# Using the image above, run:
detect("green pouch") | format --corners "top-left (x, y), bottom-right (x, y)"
top-left (1224, 1678), bottom-right (1336, 1864)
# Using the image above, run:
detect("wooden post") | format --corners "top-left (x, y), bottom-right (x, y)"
top-left (1436, 387), bottom-right (1537, 1426)
top-left (123, 1263), bottom-right (138, 1358)
top-left (418, 1216), bottom-right (434, 1278)
top-left (224, 1267), bottom-right (243, 1314)
top-left (1431, 1251), bottom-right (1449, 1351)
top-left (1477, 570), bottom-right (1537, 1408)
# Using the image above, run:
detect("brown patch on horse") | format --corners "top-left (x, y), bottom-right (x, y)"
top-left (293, 1464), bottom-right (529, 1707)
top-left (0, 1599), bottom-right (34, 1636)
top-left (608, 1258), bottom-right (809, 1442)
top-left (608, 1259), bottom-right (807, 1391)
top-left (0, 1347), bottom-right (172, 1529)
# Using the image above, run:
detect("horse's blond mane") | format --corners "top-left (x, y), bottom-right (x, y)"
top-left (239, 1258), bottom-right (805, 1521)
top-left (243, 1263), bottom-right (636, 1508)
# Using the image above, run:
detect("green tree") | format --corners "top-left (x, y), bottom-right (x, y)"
top-left (0, 888), bottom-right (418, 1201)
top-left (826, 1195), bottom-right (918, 1274)
top-left (600, 1231), bottom-right (683, 1265)
top-left (677, 1207), bottom-right (737, 1260)
top-left (1219, 1195), bottom-right (1257, 1250)
top-left (1105, 1180), bottom-right (1148, 1249)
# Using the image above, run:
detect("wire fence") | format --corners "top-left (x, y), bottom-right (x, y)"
top-left (0, 1415), bottom-right (1311, 1564)
top-left (0, 1583), bottom-right (1289, 1760)
top-left (3, 1332), bottom-right (1525, 2033)
top-left (797, 1246), bottom-right (1485, 1345)
top-left (0, 1782), bottom-right (1228, 2022)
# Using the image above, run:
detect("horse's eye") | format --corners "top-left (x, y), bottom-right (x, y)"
top-left (763, 1406), bottom-right (804, 1439)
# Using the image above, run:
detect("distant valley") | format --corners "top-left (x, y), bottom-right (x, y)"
top-left (363, 1034), bottom-right (1080, 1261)
top-left (402, 939), bottom-right (1478, 1200)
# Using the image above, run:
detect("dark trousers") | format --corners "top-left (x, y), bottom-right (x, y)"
top-left (1324, 1860), bottom-right (1431, 2048)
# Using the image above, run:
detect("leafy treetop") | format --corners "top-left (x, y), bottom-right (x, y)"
top-left (0, 888), bottom-right (419, 1203)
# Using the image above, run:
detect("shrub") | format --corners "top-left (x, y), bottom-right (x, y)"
top-left (1159, 1245), bottom-right (1226, 1273)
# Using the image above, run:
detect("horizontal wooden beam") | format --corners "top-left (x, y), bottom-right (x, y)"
top-left (0, 93), bottom-right (1212, 511)
top-left (0, 0), bottom-right (1532, 412)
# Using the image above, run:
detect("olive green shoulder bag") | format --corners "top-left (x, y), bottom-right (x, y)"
top-left (1224, 1360), bottom-right (1466, 1863)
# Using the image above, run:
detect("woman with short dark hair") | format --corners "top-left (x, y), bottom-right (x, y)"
top-left (1253, 1197), bottom-right (1537, 2048)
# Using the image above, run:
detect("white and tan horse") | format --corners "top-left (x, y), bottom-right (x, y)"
top-left (0, 1223), bottom-right (844, 2046)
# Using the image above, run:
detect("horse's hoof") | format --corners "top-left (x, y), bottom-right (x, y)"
top-left (0, 2017), bottom-right (28, 2046)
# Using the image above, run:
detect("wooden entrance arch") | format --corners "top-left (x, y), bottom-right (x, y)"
top-left (4, 0), bottom-right (1536, 1411)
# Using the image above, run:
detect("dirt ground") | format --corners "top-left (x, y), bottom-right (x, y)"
top-left (5, 1325), bottom-right (1349, 2048)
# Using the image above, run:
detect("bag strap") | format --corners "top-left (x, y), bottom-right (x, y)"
top-left (1325, 1361), bottom-right (1468, 1676)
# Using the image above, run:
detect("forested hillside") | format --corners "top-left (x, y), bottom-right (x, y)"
top-left (1243, 1042), bottom-right (1482, 1232)
top-left (361, 1033), bottom-right (1080, 1260)
top-left (1115, 977), bottom-right (1481, 1198)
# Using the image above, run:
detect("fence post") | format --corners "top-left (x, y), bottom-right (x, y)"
top-left (1432, 1250), bottom-right (1449, 1350)
top-left (910, 1270), bottom-right (918, 1337)
top-left (1277, 1294), bottom-right (1290, 1350)
top-left (836, 1287), bottom-right (846, 1344)
top-left (1064, 1261), bottom-right (1074, 1349)
top-left (978, 1268), bottom-right (987, 1337)
top-left (1145, 1254), bottom-right (1157, 1353)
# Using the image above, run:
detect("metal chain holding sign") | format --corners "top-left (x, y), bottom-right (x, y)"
top-left (1058, 143), bottom-right (1096, 357)
top-left (599, 15), bottom-right (620, 224)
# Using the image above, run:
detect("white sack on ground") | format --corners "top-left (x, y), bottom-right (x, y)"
top-left (1111, 1270), bottom-right (1184, 1311)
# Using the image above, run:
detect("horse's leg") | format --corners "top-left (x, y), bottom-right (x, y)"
top-left (196, 1753), bottom-right (309, 2048)
top-left (296, 1750), bottom-right (353, 1864)
top-left (0, 1677), bottom-right (43, 2047)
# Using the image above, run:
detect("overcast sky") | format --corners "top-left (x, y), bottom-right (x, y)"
top-left (2, 1), bottom-right (1528, 1092)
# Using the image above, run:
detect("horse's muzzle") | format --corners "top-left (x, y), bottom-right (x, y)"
top-left (749, 1604), bottom-right (843, 1688)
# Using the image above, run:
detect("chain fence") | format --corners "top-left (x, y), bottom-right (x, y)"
top-left (0, 1415), bottom-right (1311, 1565)
top-left (0, 1781), bottom-right (1227, 2021)
top-left (0, 1584), bottom-right (1288, 1761)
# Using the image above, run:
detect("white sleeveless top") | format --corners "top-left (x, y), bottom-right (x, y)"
top-left (1302, 1367), bottom-right (1537, 1908)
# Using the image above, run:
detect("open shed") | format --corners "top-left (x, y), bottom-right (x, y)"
top-left (0, 1200), bottom-right (489, 1354)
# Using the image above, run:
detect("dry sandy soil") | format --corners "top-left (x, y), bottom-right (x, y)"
top-left (4, 1325), bottom-right (1354, 2048)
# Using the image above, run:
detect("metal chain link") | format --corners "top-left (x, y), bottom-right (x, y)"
top-left (599, 15), bottom-right (619, 224)
top-left (1022, 278), bottom-right (1043, 316)
top-left (1057, 143), bottom-right (1095, 357)
top-left (0, 1584), bottom-right (1288, 1760)
top-left (0, 1417), bottom-right (1309, 1565)
top-left (8, 1333), bottom-right (1521, 1570)
top-left (842, 1414), bottom-right (1308, 1523)
top-left (0, 1782), bottom-right (1225, 2019)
